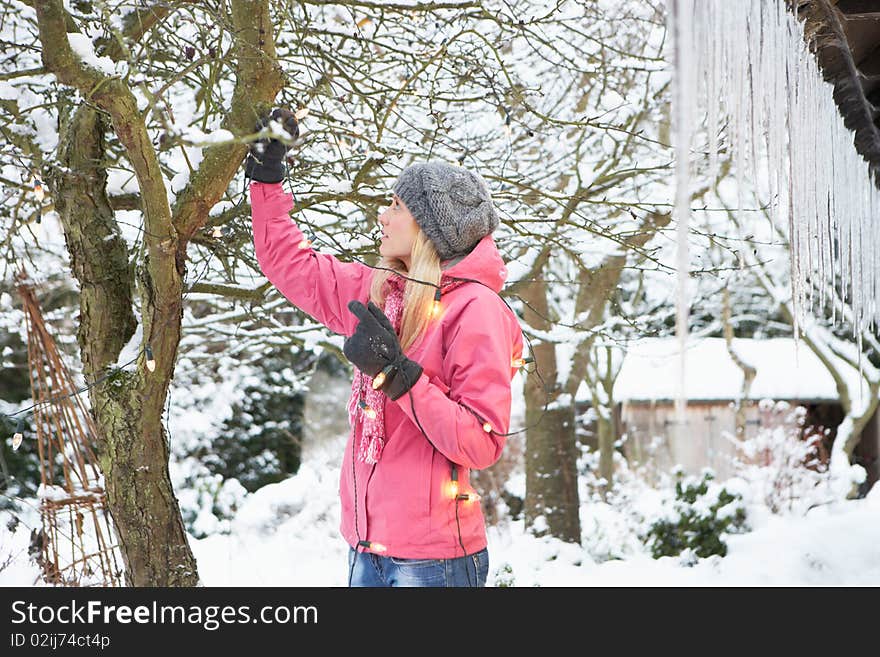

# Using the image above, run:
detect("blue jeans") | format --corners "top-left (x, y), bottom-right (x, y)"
top-left (347, 547), bottom-right (489, 587)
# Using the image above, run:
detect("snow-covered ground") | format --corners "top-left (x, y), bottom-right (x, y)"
top-left (2, 344), bottom-right (877, 588)
top-left (2, 426), bottom-right (878, 588)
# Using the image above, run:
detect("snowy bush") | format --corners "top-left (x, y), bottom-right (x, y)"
top-left (572, 446), bottom-right (748, 564)
top-left (578, 446), bottom-right (673, 562)
top-left (726, 399), bottom-right (833, 515)
top-left (642, 468), bottom-right (749, 560)
top-left (493, 562), bottom-right (516, 587)
top-left (175, 473), bottom-right (248, 539)
top-left (205, 348), bottom-right (311, 493)
top-left (169, 346), bottom-right (313, 538)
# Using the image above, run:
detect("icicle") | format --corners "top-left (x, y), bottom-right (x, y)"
top-left (811, 91), bottom-right (821, 315)
top-left (706, 3), bottom-right (720, 187)
top-left (668, 0), bottom-right (696, 427)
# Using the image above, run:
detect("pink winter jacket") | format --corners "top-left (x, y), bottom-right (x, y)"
top-left (250, 181), bottom-right (524, 559)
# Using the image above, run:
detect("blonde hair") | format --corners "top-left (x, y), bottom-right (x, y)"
top-left (369, 228), bottom-right (442, 353)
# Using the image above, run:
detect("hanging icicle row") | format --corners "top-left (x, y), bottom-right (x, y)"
top-left (671, 0), bottom-right (880, 346)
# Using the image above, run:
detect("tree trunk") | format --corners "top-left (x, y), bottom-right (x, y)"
top-left (50, 104), bottom-right (198, 586)
top-left (95, 373), bottom-right (197, 586)
top-left (595, 346), bottom-right (618, 498)
top-left (597, 405), bottom-right (616, 499)
top-left (35, 0), bottom-right (284, 585)
top-left (722, 286), bottom-right (756, 441)
top-left (520, 270), bottom-right (580, 543)
top-left (524, 400), bottom-right (580, 542)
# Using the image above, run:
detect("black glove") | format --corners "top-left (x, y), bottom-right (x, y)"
top-left (343, 300), bottom-right (423, 401)
top-left (244, 108), bottom-right (300, 183)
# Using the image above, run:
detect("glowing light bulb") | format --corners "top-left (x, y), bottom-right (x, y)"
top-left (482, 422), bottom-right (492, 433)
top-left (431, 287), bottom-right (442, 318)
top-left (212, 226), bottom-right (223, 238)
top-left (358, 540), bottom-right (386, 553)
top-left (372, 364), bottom-right (395, 390)
top-left (359, 400), bottom-right (376, 419)
top-left (145, 344), bottom-right (156, 372)
top-left (298, 238), bottom-right (312, 249)
top-left (12, 418), bottom-right (24, 451)
top-left (447, 479), bottom-right (459, 499)
top-left (512, 357), bottom-right (525, 368)
top-left (456, 492), bottom-right (481, 503)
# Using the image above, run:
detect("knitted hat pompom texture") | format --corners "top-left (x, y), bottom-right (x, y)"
top-left (392, 162), bottom-right (500, 261)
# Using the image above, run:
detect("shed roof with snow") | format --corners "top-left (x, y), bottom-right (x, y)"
top-left (610, 337), bottom-right (851, 403)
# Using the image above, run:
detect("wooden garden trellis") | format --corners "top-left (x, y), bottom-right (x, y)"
top-left (14, 267), bottom-right (122, 587)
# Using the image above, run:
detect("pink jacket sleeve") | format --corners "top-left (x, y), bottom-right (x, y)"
top-left (250, 181), bottom-right (373, 336)
top-left (393, 296), bottom-right (524, 470)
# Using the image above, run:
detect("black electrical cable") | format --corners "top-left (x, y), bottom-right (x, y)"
top-left (2, 349), bottom-right (144, 423)
top-left (348, 402), bottom-right (359, 586)
top-left (449, 464), bottom-right (475, 587)
top-left (262, 171), bottom-right (553, 436)
top-left (5, 173), bottom-right (253, 444)
top-left (347, 400), bottom-right (361, 587)
top-left (454, 498), bottom-right (474, 587)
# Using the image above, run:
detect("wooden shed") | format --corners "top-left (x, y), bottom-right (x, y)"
top-left (601, 337), bottom-right (878, 489)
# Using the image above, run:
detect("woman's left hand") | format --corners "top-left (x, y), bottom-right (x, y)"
top-left (343, 300), bottom-right (423, 400)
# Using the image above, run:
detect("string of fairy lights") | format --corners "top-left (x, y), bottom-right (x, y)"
top-left (3, 141), bottom-right (548, 463)
top-left (6, 108), bottom-right (556, 586)
top-left (266, 124), bottom-right (552, 577)
top-left (1, 172), bottom-right (179, 454)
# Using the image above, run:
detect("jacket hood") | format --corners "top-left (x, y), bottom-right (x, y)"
top-left (440, 234), bottom-right (508, 293)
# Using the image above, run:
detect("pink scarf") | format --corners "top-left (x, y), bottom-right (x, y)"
top-left (346, 273), bottom-right (464, 463)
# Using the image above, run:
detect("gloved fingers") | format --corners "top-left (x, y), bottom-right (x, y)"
top-left (251, 108), bottom-right (298, 139)
top-left (347, 300), bottom-right (384, 333)
top-left (342, 336), bottom-right (357, 362)
top-left (347, 299), bottom-right (370, 320)
top-left (269, 108), bottom-right (300, 139)
top-left (253, 110), bottom-right (272, 133)
top-left (366, 301), bottom-right (396, 335)
top-left (263, 139), bottom-right (288, 159)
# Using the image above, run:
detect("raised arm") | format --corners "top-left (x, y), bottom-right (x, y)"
top-left (250, 181), bottom-right (373, 336)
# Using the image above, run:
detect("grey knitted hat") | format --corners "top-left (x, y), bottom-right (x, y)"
top-left (393, 161), bottom-right (499, 261)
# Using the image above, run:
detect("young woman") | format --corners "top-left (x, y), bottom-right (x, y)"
top-left (246, 109), bottom-right (524, 587)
